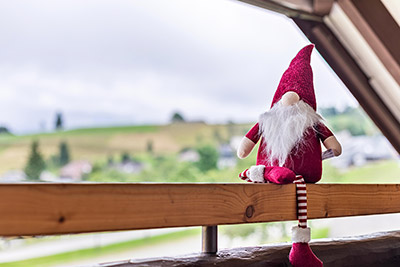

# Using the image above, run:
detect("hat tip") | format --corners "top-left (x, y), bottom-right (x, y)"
top-left (291, 44), bottom-right (314, 64)
top-left (304, 43), bottom-right (315, 51)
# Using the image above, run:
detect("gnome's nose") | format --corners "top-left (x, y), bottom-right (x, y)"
top-left (281, 91), bottom-right (300, 106)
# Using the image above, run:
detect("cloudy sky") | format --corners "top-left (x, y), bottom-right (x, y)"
top-left (0, 0), bottom-right (357, 134)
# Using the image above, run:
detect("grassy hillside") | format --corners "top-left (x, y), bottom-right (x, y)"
top-left (0, 123), bottom-right (251, 175)
top-left (1, 119), bottom-right (398, 184)
top-left (322, 160), bottom-right (400, 183)
top-left (320, 106), bottom-right (379, 136)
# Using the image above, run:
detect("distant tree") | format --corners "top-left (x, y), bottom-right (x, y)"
top-left (171, 112), bottom-right (185, 123)
top-left (107, 155), bottom-right (114, 165)
top-left (121, 152), bottom-right (130, 163)
top-left (25, 141), bottom-right (46, 180)
top-left (59, 141), bottom-right (70, 166)
top-left (147, 140), bottom-right (153, 154)
top-left (319, 107), bottom-right (338, 117)
top-left (196, 145), bottom-right (218, 172)
top-left (343, 106), bottom-right (355, 114)
top-left (55, 112), bottom-right (64, 130)
top-left (0, 126), bottom-right (10, 135)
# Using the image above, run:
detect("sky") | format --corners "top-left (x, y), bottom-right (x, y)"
top-left (0, 0), bottom-right (358, 134)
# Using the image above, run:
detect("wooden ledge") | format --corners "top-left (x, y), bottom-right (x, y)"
top-left (0, 183), bottom-right (400, 236)
top-left (108, 231), bottom-right (400, 266)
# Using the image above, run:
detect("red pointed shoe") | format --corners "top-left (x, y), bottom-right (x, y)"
top-left (289, 243), bottom-right (322, 267)
top-left (289, 226), bottom-right (323, 267)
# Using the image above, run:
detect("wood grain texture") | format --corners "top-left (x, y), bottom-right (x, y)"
top-left (338, 0), bottom-right (400, 85)
top-left (114, 231), bottom-right (400, 267)
top-left (307, 184), bottom-right (400, 218)
top-left (0, 183), bottom-right (399, 236)
top-left (313, 0), bottom-right (334, 15)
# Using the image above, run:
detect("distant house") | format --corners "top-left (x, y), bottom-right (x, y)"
top-left (60, 160), bottom-right (92, 181)
top-left (218, 144), bottom-right (237, 169)
top-left (40, 171), bottom-right (58, 182)
top-left (110, 160), bottom-right (144, 174)
top-left (329, 131), bottom-right (396, 168)
top-left (179, 148), bottom-right (200, 162)
top-left (0, 170), bottom-right (26, 183)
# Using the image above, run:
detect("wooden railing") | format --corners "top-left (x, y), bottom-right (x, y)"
top-left (1, 183), bottom-right (400, 238)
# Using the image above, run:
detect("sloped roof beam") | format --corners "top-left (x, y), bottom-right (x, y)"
top-left (313, 0), bottom-right (335, 15)
top-left (238, 0), bottom-right (322, 21)
top-left (338, 0), bottom-right (400, 86)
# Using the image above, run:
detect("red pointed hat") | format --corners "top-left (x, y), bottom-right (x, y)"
top-left (271, 44), bottom-right (316, 110)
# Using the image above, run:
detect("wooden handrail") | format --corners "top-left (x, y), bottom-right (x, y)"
top-left (0, 183), bottom-right (400, 237)
top-left (124, 231), bottom-right (400, 266)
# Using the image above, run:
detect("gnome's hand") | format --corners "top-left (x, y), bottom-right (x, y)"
top-left (322, 149), bottom-right (335, 160)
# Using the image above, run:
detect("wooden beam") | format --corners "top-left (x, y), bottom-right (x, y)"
top-left (237, 0), bottom-right (322, 22)
top-left (1, 183), bottom-right (400, 237)
top-left (338, 0), bottom-right (400, 85)
top-left (114, 231), bottom-right (400, 266)
top-left (312, 0), bottom-right (334, 16)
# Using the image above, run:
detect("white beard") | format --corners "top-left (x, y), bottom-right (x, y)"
top-left (259, 100), bottom-right (323, 167)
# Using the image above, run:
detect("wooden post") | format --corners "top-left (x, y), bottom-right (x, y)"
top-left (202, 225), bottom-right (217, 254)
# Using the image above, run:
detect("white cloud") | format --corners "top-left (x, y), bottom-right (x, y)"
top-left (0, 0), bottom-right (357, 134)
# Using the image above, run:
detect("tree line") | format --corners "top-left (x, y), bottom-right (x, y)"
top-left (24, 140), bottom-right (70, 180)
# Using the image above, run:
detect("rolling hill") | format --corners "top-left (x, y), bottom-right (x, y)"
top-left (0, 122), bottom-right (251, 175)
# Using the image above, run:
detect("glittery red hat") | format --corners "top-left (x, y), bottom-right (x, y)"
top-left (271, 44), bottom-right (316, 110)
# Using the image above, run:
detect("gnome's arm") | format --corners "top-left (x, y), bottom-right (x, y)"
top-left (317, 123), bottom-right (342, 157)
top-left (323, 136), bottom-right (342, 156)
top-left (237, 123), bottom-right (260, 159)
top-left (237, 137), bottom-right (255, 159)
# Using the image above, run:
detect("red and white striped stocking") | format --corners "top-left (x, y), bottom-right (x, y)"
top-left (290, 175), bottom-right (322, 267)
top-left (239, 167), bottom-right (322, 265)
top-left (294, 175), bottom-right (307, 228)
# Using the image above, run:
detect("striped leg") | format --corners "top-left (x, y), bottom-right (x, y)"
top-left (290, 175), bottom-right (323, 266)
top-left (239, 169), bottom-right (252, 183)
top-left (294, 175), bottom-right (307, 228)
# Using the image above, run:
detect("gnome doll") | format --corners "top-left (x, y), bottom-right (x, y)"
top-left (237, 44), bottom-right (341, 267)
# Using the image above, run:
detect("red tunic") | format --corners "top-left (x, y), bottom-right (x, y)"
top-left (245, 122), bottom-right (333, 183)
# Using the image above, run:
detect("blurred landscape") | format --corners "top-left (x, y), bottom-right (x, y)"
top-left (0, 106), bottom-right (396, 184)
top-left (0, 106), bottom-right (399, 266)
top-left (0, 113), bottom-right (252, 183)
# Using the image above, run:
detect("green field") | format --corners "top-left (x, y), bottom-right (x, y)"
top-left (0, 229), bottom-right (200, 267)
top-left (0, 123), bottom-right (250, 176)
top-left (1, 122), bottom-right (399, 184)
top-left (322, 160), bottom-right (400, 183)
